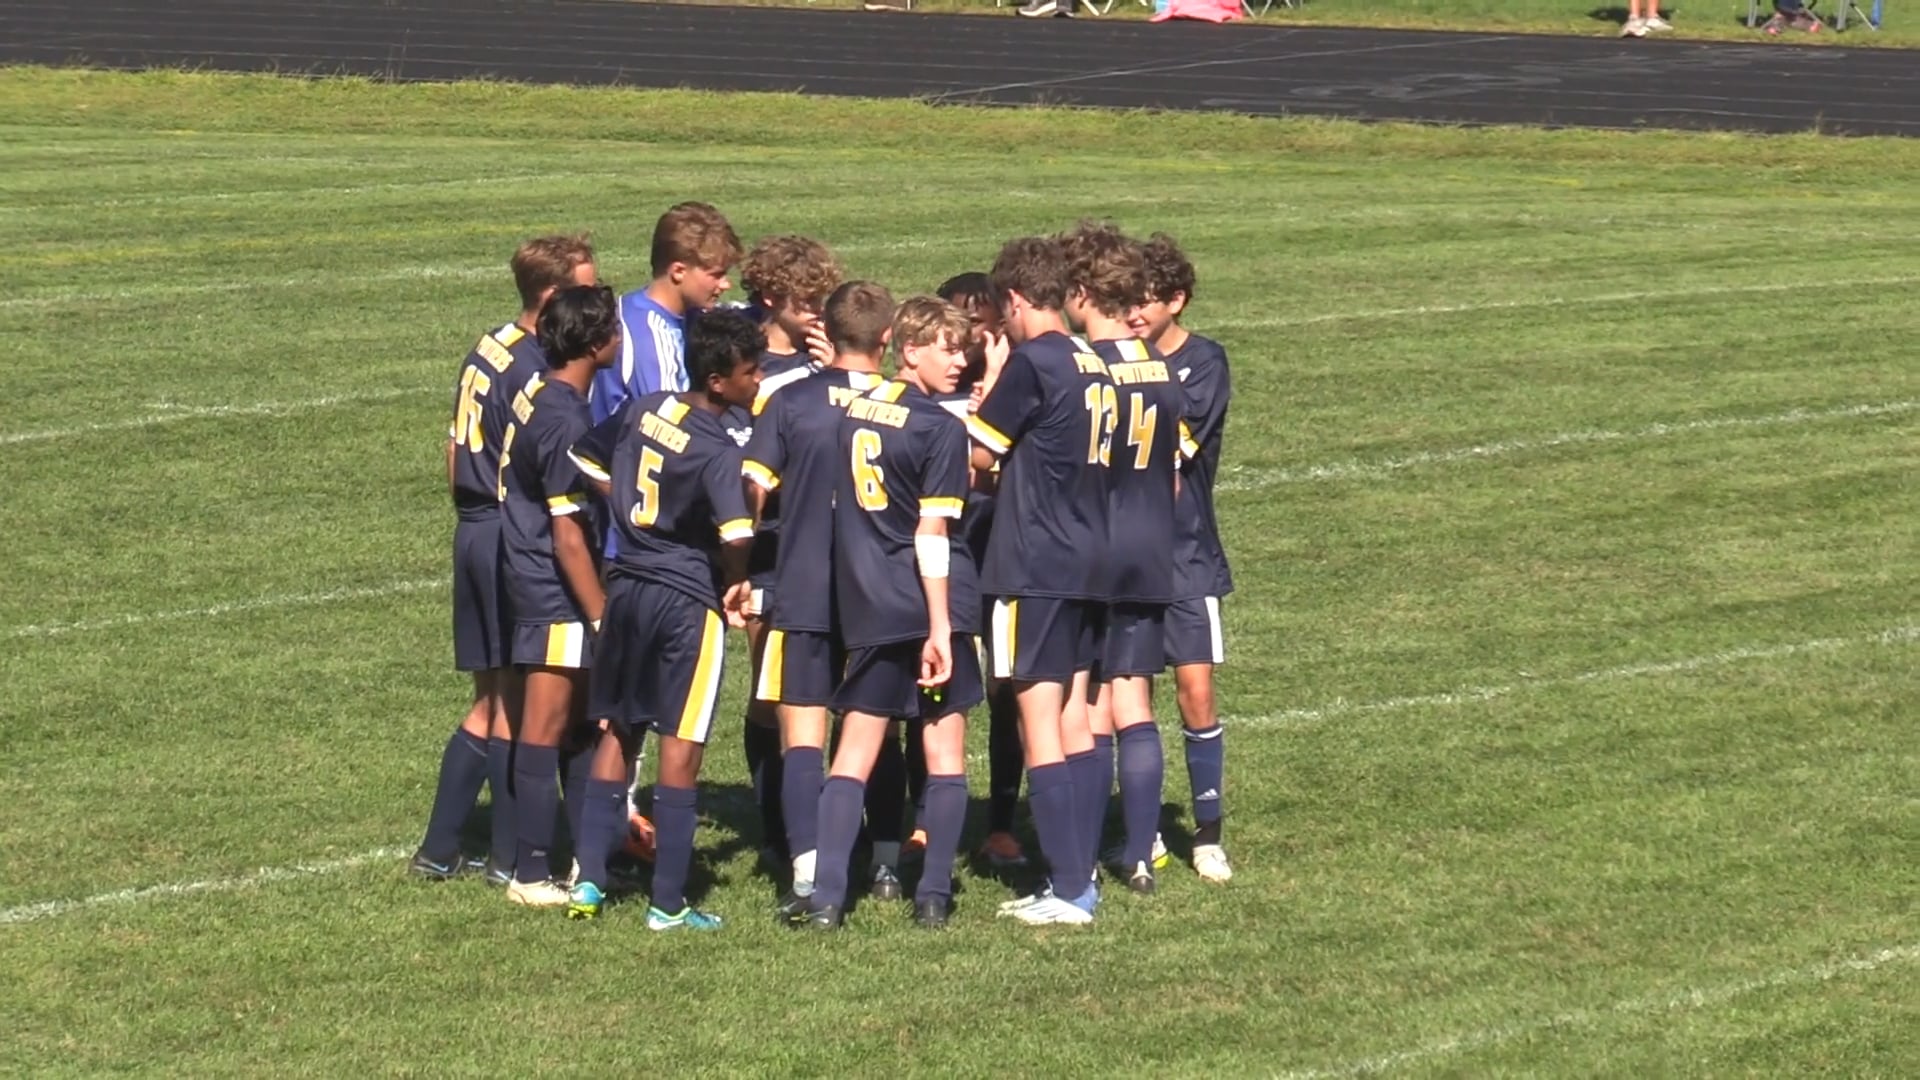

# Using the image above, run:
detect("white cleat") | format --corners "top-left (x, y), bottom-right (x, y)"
top-left (998, 891), bottom-right (1049, 914)
top-left (507, 877), bottom-right (571, 908)
top-left (1008, 894), bottom-right (1095, 925)
top-left (1193, 844), bottom-right (1233, 883)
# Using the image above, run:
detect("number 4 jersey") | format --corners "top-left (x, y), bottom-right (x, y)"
top-left (570, 391), bottom-right (755, 608)
top-left (1092, 336), bottom-right (1184, 606)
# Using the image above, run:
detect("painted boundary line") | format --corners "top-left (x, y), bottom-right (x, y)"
top-left (0, 847), bottom-right (411, 927)
top-left (1279, 943), bottom-right (1920, 1078)
top-left (5, 578), bottom-right (442, 639)
top-left (1226, 623), bottom-right (1918, 729)
top-left (1218, 400), bottom-right (1920, 490)
top-left (0, 388), bottom-right (431, 447)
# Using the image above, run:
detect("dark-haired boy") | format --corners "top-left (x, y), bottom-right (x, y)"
top-left (566, 310), bottom-right (764, 928)
top-left (799, 297), bottom-right (978, 931)
top-left (1060, 222), bottom-right (1182, 895)
top-left (1127, 232), bottom-right (1234, 885)
top-left (742, 281), bottom-right (894, 910)
top-left (498, 284), bottom-right (619, 907)
top-left (966, 235), bottom-right (1113, 926)
top-left (411, 234), bottom-right (595, 885)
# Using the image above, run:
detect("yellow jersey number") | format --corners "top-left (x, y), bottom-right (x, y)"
top-left (1083, 383), bottom-right (1118, 466)
top-left (1126, 392), bottom-right (1157, 471)
top-left (495, 423), bottom-right (517, 503)
top-left (851, 428), bottom-right (888, 511)
top-left (630, 448), bottom-right (665, 528)
top-left (454, 365), bottom-right (491, 454)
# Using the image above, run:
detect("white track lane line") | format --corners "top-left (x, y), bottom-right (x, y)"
top-left (5, 578), bottom-right (443, 640)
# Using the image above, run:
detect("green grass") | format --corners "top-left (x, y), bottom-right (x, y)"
top-left (648, 0), bottom-right (1918, 47)
top-left (1, 67), bottom-right (1916, 1076)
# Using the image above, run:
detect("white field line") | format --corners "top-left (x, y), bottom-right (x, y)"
top-left (4, 578), bottom-right (443, 640)
top-left (0, 171), bottom-right (633, 213)
top-left (1218, 400), bottom-right (1920, 491)
top-left (0, 387), bottom-right (431, 447)
top-left (1228, 623), bottom-right (1917, 730)
top-left (1214, 273), bottom-right (1920, 331)
top-left (0, 847), bottom-right (412, 927)
top-left (1280, 943), bottom-right (1920, 1079)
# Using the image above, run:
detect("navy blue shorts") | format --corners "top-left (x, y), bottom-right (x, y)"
top-left (1096, 602), bottom-right (1167, 679)
top-left (1164, 597), bottom-right (1225, 667)
top-left (452, 516), bottom-right (510, 672)
top-left (590, 577), bottom-right (727, 745)
top-left (834, 635), bottom-right (985, 720)
top-left (987, 596), bottom-right (1099, 683)
top-left (755, 627), bottom-right (844, 707)
top-left (510, 619), bottom-right (593, 670)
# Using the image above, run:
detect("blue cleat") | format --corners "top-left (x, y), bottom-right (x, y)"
top-left (567, 881), bottom-right (605, 920)
top-left (647, 905), bottom-right (724, 932)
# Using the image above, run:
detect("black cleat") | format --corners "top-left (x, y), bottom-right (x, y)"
top-left (795, 904), bottom-right (844, 931)
top-left (408, 848), bottom-right (466, 881)
top-left (912, 896), bottom-right (951, 929)
top-left (775, 891), bottom-right (813, 926)
top-left (481, 856), bottom-right (514, 888)
top-left (869, 865), bottom-right (904, 902)
top-left (1127, 861), bottom-right (1156, 896)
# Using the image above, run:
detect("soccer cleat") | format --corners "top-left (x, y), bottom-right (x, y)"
top-left (794, 903), bottom-right (843, 931)
top-left (1193, 843), bottom-right (1233, 883)
top-left (775, 891), bottom-right (814, 925)
top-left (870, 865), bottom-right (905, 902)
top-left (1017, 0), bottom-right (1058, 14)
top-left (978, 831), bottom-right (1028, 868)
top-left (1619, 16), bottom-right (1647, 35)
top-left (1007, 892), bottom-right (1095, 925)
top-left (407, 849), bottom-right (467, 881)
top-left (624, 812), bottom-right (657, 862)
top-left (481, 856), bottom-right (514, 888)
top-left (647, 905), bottom-right (724, 931)
top-left (997, 887), bottom-right (1052, 914)
top-left (913, 896), bottom-right (952, 929)
top-left (567, 881), bottom-right (605, 920)
top-left (901, 828), bottom-right (929, 862)
top-left (1103, 833), bottom-right (1172, 874)
top-left (1127, 861), bottom-right (1156, 896)
top-left (1644, 14), bottom-right (1673, 28)
top-left (506, 877), bottom-right (571, 908)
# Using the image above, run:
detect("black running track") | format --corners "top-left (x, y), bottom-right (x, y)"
top-left (3, 0), bottom-right (1916, 135)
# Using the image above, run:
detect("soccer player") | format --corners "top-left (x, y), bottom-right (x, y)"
top-left (412, 234), bottom-right (596, 885)
top-left (799, 297), bottom-right (979, 930)
top-left (966, 235), bottom-right (1114, 926)
top-left (593, 202), bottom-right (743, 424)
top-left (497, 285), bottom-right (619, 907)
top-left (1061, 222), bottom-right (1183, 895)
top-left (1128, 232), bottom-right (1234, 884)
top-left (736, 235), bottom-right (843, 868)
top-left (565, 310), bottom-right (763, 928)
top-left (741, 281), bottom-right (893, 912)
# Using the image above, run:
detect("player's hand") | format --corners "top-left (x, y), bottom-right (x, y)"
top-left (919, 634), bottom-right (953, 689)
top-left (982, 329), bottom-right (1010, 382)
top-left (804, 322), bottom-right (835, 367)
top-left (722, 581), bottom-right (752, 629)
top-left (967, 382), bottom-right (986, 415)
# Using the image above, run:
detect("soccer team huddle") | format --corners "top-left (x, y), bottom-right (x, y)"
top-left (412, 201), bottom-right (1235, 930)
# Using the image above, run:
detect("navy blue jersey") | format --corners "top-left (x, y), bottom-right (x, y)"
top-left (1095, 337), bottom-right (1183, 605)
top-left (449, 321), bottom-right (545, 519)
top-left (1167, 333), bottom-right (1234, 600)
top-left (833, 381), bottom-right (971, 649)
top-left (932, 393), bottom-right (990, 624)
top-left (571, 393), bottom-right (755, 610)
top-left (499, 375), bottom-right (599, 624)
top-left (966, 331), bottom-right (1113, 601)
top-left (741, 367), bottom-right (886, 632)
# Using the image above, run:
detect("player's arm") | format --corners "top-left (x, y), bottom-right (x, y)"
top-left (568, 404), bottom-right (629, 501)
top-left (966, 349), bottom-right (1041, 472)
top-left (1177, 345), bottom-right (1231, 472)
top-left (541, 418), bottom-right (606, 624)
top-left (705, 448), bottom-right (759, 627)
top-left (740, 393), bottom-right (786, 527)
top-left (916, 421), bottom-right (969, 685)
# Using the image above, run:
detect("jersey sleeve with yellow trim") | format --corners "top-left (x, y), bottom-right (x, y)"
top-left (919, 414), bottom-right (970, 520)
top-left (740, 387), bottom-right (785, 491)
top-left (703, 445), bottom-right (755, 544)
top-left (968, 349), bottom-right (1043, 457)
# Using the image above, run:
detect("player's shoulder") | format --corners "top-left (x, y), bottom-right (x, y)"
top-left (1167, 331), bottom-right (1228, 372)
top-left (466, 321), bottom-right (531, 373)
top-left (751, 359), bottom-right (820, 416)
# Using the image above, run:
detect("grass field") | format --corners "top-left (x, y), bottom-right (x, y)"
top-left (2, 67), bottom-right (1916, 1075)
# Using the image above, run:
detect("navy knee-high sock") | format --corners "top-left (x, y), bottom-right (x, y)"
top-left (421, 728), bottom-right (488, 862)
top-left (1028, 762), bottom-right (1085, 902)
top-left (574, 778), bottom-right (627, 891)
top-left (867, 731), bottom-right (907, 854)
top-left (781, 746), bottom-right (825, 861)
top-left (744, 723), bottom-right (786, 859)
top-left (1066, 747), bottom-right (1104, 874)
top-left (987, 685), bottom-right (1023, 833)
top-left (561, 744), bottom-right (594, 859)
top-left (903, 722), bottom-right (929, 827)
top-left (486, 735), bottom-right (517, 870)
top-left (650, 784), bottom-right (699, 913)
top-left (1091, 734), bottom-right (1115, 865)
top-left (1117, 724), bottom-right (1164, 869)
top-left (916, 775), bottom-right (967, 903)
top-left (812, 776), bottom-right (867, 911)
top-left (512, 744), bottom-right (561, 884)
top-left (1184, 725), bottom-right (1225, 844)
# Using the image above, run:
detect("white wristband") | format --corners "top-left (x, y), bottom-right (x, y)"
top-left (913, 534), bottom-right (950, 579)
